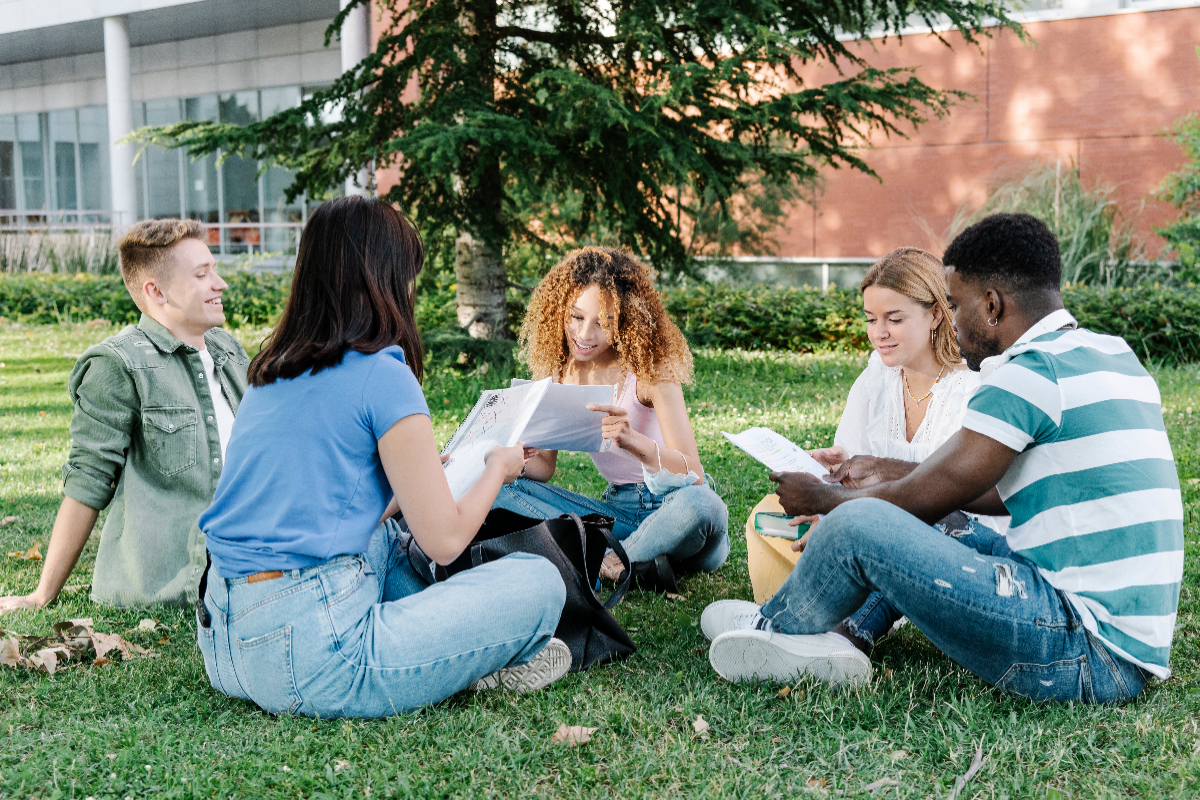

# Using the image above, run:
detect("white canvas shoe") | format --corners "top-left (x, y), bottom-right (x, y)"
top-left (709, 629), bottom-right (872, 688)
top-left (469, 638), bottom-right (572, 693)
top-left (700, 600), bottom-right (771, 641)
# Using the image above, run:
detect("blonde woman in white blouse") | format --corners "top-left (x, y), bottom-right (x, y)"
top-left (737, 248), bottom-right (1008, 654)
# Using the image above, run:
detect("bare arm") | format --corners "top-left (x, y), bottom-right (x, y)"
top-left (587, 381), bottom-right (702, 480)
top-left (518, 447), bottom-right (559, 483)
top-left (0, 497), bottom-right (100, 615)
top-left (771, 428), bottom-right (1019, 525)
top-left (379, 414), bottom-right (526, 565)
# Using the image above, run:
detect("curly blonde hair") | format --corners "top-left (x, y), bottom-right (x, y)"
top-left (521, 247), bottom-right (694, 385)
top-left (860, 247), bottom-right (961, 369)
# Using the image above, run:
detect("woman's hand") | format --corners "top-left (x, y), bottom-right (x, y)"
top-left (809, 445), bottom-right (848, 472)
top-left (484, 443), bottom-right (528, 484)
top-left (587, 403), bottom-right (641, 452)
top-left (790, 517), bottom-right (820, 552)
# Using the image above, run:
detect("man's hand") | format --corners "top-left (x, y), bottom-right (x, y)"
top-left (0, 592), bottom-right (45, 616)
top-left (770, 470), bottom-right (843, 517)
top-left (826, 455), bottom-right (886, 489)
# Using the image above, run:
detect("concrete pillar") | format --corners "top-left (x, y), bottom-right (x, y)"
top-left (340, 0), bottom-right (372, 197)
top-left (103, 16), bottom-right (137, 228)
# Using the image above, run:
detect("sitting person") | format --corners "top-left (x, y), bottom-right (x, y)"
top-left (197, 197), bottom-right (569, 717)
top-left (494, 247), bottom-right (729, 592)
top-left (704, 213), bottom-right (1181, 704)
top-left (743, 248), bottom-right (1007, 658)
top-left (0, 219), bottom-right (247, 614)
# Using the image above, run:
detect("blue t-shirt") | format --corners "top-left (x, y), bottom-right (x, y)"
top-left (200, 346), bottom-right (429, 578)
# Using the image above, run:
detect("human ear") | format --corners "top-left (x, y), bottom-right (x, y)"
top-left (142, 279), bottom-right (169, 308)
top-left (984, 288), bottom-right (1004, 326)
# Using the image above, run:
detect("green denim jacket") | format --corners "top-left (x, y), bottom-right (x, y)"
top-left (63, 314), bottom-right (249, 608)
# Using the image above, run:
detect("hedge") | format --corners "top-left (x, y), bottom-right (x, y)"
top-left (2, 272), bottom-right (1198, 365)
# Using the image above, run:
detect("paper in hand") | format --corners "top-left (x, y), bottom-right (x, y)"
top-left (721, 427), bottom-right (829, 478)
top-left (509, 379), bottom-right (613, 452)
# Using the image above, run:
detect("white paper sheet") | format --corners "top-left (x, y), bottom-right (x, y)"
top-left (441, 379), bottom-right (550, 499)
top-left (721, 427), bottom-right (830, 478)
top-left (510, 379), bottom-right (614, 452)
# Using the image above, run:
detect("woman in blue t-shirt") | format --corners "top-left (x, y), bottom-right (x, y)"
top-left (197, 197), bottom-right (569, 717)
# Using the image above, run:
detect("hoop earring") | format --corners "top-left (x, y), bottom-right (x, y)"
top-left (930, 329), bottom-right (936, 344)
top-left (987, 318), bottom-right (999, 327)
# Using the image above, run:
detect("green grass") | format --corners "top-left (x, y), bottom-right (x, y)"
top-left (2, 322), bottom-right (1200, 799)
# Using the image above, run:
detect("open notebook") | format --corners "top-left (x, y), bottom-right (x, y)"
top-left (440, 378), bottom-right (615, 498)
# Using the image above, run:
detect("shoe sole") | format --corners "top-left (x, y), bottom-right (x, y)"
top-left (470, 639), bottom-right (572, 693)
top-left (709, 631), bottom-right (870, 688)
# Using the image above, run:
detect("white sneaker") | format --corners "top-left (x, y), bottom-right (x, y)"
top-left (469, 638), bottom-right (572, 693)
top-left (709, 630), bottom-right (872, 688)
top-left (701, 600), bottom-right (771, 641)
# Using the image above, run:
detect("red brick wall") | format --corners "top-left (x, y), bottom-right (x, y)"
top-left (780, 8), bottom-right (1200, 258)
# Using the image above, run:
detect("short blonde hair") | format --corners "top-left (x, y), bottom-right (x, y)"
top-left (118, 219), bottom-right (206, 309)
top-left (860, 247), bottom-right (961, 368)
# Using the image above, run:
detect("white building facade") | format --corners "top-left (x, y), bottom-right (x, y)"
top-left (0, 0), bottom-right (369, 252)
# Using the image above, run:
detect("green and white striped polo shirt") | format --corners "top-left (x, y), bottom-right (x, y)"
top-left (963, 312), bottom-right (1183, 679)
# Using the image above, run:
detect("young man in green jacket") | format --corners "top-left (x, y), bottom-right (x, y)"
top-left (0, 219), bottom-right (249, 613)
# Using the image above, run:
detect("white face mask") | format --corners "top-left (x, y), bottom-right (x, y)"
top-left (641, 463), bottom-right (700, 495)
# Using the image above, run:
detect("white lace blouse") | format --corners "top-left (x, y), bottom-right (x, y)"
top-left (833, 351), bottom-right (1009, 533)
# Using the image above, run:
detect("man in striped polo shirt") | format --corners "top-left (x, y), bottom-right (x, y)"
top-left (703, 213), bottom-right (1181, 702)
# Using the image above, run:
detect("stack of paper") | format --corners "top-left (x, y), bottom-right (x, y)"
top-left (441, 378), bottom-right (614, 498)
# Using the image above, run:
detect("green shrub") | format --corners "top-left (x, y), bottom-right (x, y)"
top-left (1062, 282), bottom-right (1200, 366)
top-left (4, 273), bottom-right (1200, 365)
top-left (660, 282), bottom-right (869, 353)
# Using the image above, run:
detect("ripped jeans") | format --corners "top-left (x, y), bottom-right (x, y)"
top-left (762, 498), bottom-right (1151, 704)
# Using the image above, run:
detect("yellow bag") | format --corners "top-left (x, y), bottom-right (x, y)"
top-left (745, 494), bottom-right (804, 604)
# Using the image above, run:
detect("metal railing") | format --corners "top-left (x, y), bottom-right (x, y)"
top-left (698, 256), bottom-right (878, 292)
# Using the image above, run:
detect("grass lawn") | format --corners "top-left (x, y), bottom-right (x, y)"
top-left (2, 321), bottom-right (1200, 799)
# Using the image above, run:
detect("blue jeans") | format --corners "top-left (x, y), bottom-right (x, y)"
top-left (196, 519), bottom-right (566, 717)
top-left (494, 477), bottom-right (730, 574)
top-left (762, 498), bottom-right (1151, 704)
top-left (838, 516), bottom-right (999, 646)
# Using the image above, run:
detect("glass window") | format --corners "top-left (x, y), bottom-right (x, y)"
top-left (183, 96), bottom-right (220, 244)
top-left (0, 115), bottom-right (15, 211)
top-left (219, 92), bottom-right (261, 252)
top-left (77, 106), bottom-right (109, 214)
top-left (49, 110), bottom-right (77, 212)
top-left (260, 86), bottom-right (303, 252)
top-left (16, 113), bottom-right (46, 212)
top-left (143, 99), bottom-right (183, 219)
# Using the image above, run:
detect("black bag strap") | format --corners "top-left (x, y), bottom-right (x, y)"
top-left (562, 513), bottom-right (632, 610)
top-left (406, 534), bottom-right (437, 585)
top-left (197, 549), bottom-right (212, 627)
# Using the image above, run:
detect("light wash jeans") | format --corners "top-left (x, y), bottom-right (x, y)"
top-left (762, 498), bottom-right (1151, 704)
top-left (494, 477), bottom-right (729, 574)
top-left (196, 519), bottom-right (566, 717)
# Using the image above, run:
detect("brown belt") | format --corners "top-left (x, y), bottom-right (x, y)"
top-left (247, 570), bottom-right (283, 584)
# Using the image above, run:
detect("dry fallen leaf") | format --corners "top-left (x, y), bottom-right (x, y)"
top-left (1189, 478), bottom-right (1200, 485)
top-left (948, 743), bottom-right (986, 800)
top-left (0, 636), bottom-right (22, 668)
top-left (551, 724), bottom-right (597, 746)
top-left (665, 592), bottom-right (687, 602)
top-left (807, 778), bottom-right (827, 788)
top-left (106, 753), bottom-right (117, 760)
top-left (93, 657), bottom-right (110, 667)
top-left (38, 410), bottom-right (47, 418)
top-left (890, 750), bottom-right (907, 761)
top-left (158, 637), bottom-right (170, 645)
top-left (137, 619), bottom-right (157, 632)
top-left (863, 777), bottom-right (901, 792)
top-left (29, 645), bottom-right (72, 675)
top-left (334, 759), bottom-right (350, 772)
top-left (1, 516), bottom-right (18, 525)
top-left (692, 715), bottom-right (710, 735)
top-left (778, 686), bottom-right (792, 698)
top-left (7, 541), bottom-right (41, 561)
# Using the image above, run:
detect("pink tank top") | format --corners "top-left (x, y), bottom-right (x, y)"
top-left (588, 372), bottom-right (666, 485)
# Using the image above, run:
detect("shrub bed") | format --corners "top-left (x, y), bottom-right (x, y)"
top-left (2, 273), bottom-right (1198, 365)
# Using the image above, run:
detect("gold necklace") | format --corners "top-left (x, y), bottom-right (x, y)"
top-left (903, 365), bottom-right (946, 405)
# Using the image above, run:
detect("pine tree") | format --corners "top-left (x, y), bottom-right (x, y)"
top-left (137, 0), bottom-right (1017, 338)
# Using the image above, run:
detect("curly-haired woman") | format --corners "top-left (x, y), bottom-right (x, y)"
top-left (496, 247), bottom-right (729, 592)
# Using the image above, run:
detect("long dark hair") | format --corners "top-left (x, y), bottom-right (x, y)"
top-left (248, 196), bottom-right (425, 386)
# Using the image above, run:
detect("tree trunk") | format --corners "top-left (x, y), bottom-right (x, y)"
top-left (455, 231), bottom-right (507, 339)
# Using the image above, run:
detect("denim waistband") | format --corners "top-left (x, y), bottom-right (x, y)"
top-left (220, 553), bottom-right (365, 587)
